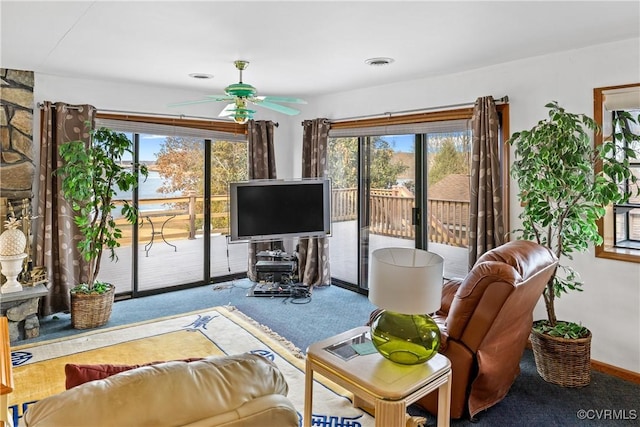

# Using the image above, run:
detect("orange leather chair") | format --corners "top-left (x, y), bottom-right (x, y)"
top-left (417, 240), bottom-right (558, 419)
top-left (410, 240), bottom-right (557, 420)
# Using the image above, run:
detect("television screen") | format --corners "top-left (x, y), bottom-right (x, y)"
top-left (229, 178), bottom-right (331, 242)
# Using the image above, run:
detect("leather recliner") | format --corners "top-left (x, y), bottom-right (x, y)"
top-left (417, 240), bottom-right (557, 419)
top-left (23, 353), bottom-right (299, 427)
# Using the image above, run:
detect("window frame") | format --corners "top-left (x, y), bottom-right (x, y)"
top-left (594, 83), bottom-right (640, 263)
top-left (93, 112), bottom-right (250, 297)
top-left (327, 105), bottom-right (510, 290)
top-left (329, 105), bottom-right (510, 235)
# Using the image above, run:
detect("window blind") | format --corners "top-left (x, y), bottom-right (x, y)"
top-left (95, 118), bottom-right (247, 142)
top-left (328, 118), bottom-right (471, 138)
top-left (603, 87), bottom-right (640, 111)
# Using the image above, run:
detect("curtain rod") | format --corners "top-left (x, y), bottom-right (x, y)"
top-left (36, 103), bottom-right (278, 126)
top-left (36, 102), bottom-right (93, 111)
top-left (328, 95), bottom-right (509, 123)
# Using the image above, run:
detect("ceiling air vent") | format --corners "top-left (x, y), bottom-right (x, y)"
top-left (365, 57), bottom-right (395, 67)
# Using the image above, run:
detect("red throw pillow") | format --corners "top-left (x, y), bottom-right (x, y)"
top-left (65, 358), bottom-right (203, 389)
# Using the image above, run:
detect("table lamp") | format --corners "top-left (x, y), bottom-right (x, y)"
top-left (368, 247), bottom-right (444, 365)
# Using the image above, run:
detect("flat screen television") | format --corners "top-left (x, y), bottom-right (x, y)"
top-left (229, 178), bottom-right (332, 242)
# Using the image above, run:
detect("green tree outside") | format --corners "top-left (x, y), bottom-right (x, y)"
top-left (155, 136), bottom-right (248, 231)
top-left (328, 136), bottom-right (409, 189)
top-left (427, 138), bottom-right (470, 185)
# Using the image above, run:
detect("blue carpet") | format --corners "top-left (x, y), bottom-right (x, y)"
top-left (25, 280), bottom-right (640, 426)
top-left (31, 279), bottom-right (377, 353)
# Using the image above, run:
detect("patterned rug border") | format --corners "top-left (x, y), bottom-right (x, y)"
top-left (22, 304), bottom-right (358, 400)
top-left (13, 306), bottom-right (358, 397)
top-left (11, 305), bottom-right (303, 359)
top-left (11, 305), bottom-right (389, 427)
top-left (215, 306), bottom-right (304, 359)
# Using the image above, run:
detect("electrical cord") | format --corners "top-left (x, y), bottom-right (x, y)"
top-left (283, 285), bottom-right (312, 304)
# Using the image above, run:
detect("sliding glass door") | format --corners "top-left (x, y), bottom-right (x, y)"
top-left (209, 139), bottom-right (249, 277)
top-left (361, 135), bottom-right (417, 287)
top-left (328, 118), bottom-right (474, 290)
top-left (328, 134), bottom-right (418, 290)
top-left (138, 133), bottom-right (206, 291)
top-left (328, 137), bottom-right (359, 284)
top-left (423, 128), bottom-right (472, 279)
top-left (96, 119), bottom-right (248, 297)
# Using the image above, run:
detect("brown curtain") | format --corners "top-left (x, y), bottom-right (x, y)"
top-left (297, 119), bottom-right (331, 289)
top-left (35, 102), bottom-right (95, 315)
top-left (469, 96), bottom-right (504, 269)
top-left (246, 120), bottom-right (278, 281)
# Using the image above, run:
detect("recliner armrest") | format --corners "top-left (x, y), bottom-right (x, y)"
top-left (437, 279), bottom-right (462, 316)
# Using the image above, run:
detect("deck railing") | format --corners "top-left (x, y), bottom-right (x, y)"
top-left (331, 188), bottom-right (469, 247)
top-left (114, 188), bottom-right (469, 248)
top-left (113, 194), bottom-right (228, 246)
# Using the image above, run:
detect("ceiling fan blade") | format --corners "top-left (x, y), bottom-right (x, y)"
top-left (218, 103), bottom-right (237, 117)
top-left (252, 100), bottom-right (301, 115)
top-left (168, 98), bottom-right (219, 107)
top-left (256, 96), bottom-right (307, 104)
top-left (206, 95), bottom-right (236, 102)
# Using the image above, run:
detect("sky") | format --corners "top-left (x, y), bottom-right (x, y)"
top-left (132, 133), bottom-right (415, 162)
top-left (139, 135), bottom-right (164, 161)
top-left (382, 135), bottom-right (414, 152)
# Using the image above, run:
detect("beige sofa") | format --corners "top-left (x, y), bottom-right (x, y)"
top-left (23, 353), bottom-right (299, 427)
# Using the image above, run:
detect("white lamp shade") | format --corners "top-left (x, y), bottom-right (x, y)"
top-left (369, 247), bottom-right (444, 315)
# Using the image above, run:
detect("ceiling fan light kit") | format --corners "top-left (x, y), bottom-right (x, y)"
top-left (170, 60), bottom-right (306, 123)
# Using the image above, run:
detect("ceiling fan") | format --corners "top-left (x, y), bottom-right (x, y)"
top-left (169, 60), bottom-right (306, 124)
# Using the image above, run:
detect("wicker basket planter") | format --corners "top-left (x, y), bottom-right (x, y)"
top-left (530, 325), bottom-right (592, 387)
top-left (70, 285), bottom-right (115, 329)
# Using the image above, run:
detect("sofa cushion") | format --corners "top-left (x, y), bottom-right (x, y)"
top-left (65, 358), bottom-right (203, 389)
top-left (25, 353), bottom-right (296, 427)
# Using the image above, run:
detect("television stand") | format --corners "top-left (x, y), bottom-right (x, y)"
top-left (256, 260), bottom-right (295, 281)
top-left (248, 282), bottom-right (311, 298)
top-left (248, 282), bottom-right (294, 297)
top-left (251, 260), bottom-right (296, 297)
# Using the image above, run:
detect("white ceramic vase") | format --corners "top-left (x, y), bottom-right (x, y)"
top-left (0, 252), bottom-right (27, 293)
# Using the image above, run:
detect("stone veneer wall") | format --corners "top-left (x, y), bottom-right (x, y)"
top-left (0, 68), bottom-right (35, 200)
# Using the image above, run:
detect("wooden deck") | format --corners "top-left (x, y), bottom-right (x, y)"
top-left (99, 220), bottom-right (469, 294)
top-left (329, 221), bottom-right (469, 285)
top-left (99, 234), bottom-right (249, 293)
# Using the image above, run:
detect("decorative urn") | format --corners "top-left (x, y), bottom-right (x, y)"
top-left (0, 217), bottom-right (28, 293)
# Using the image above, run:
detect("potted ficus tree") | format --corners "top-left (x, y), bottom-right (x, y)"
top-left (57, 126), bottom-right (148, 329)
top-left (508, 101), bottom-right (639, 387)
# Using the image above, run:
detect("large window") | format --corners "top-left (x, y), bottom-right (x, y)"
top-left (611, 110), bottom-right (640, 249)
top-left (328, 107), bottom-right (508, 290)
top-left (94, 114), bottom-right (248, 297)
top-left (595, 84), bottom-right (640, 262)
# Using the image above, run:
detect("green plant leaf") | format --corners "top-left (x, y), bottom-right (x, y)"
top-left (510, 102), bottom-right (637, 327)
top-left (56, 124), bottom-right (144, 289)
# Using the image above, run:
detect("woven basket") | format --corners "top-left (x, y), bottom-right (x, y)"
top-left (70, 285), bottom-right (115, 329)
top-left (530, 326), bottom-right (592, 387)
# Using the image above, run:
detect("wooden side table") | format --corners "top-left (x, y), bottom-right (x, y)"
top-left (304, 326), bottom-right (451, 427)
top-left (1, 317), bottom-right (14, 427)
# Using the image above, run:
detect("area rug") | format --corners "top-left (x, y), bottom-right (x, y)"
top-left (9, 305), bottom-right (374, 427)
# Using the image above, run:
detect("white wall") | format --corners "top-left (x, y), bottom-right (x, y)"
top-left (296, 38), bottom-right (640, 373)
top-left (34, 38), bottom-right (640, 372)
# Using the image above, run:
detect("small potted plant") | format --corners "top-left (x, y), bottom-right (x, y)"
top-left (57, 125), bottom-right (148, 329)
top-left (508, 101), bottom-right (639, 386)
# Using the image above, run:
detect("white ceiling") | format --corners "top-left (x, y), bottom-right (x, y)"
top-left (1, 1), bottom-right (639, 102)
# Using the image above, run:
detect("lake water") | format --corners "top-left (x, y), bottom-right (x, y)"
top-left (114, 170), bottom-right (183, 213)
